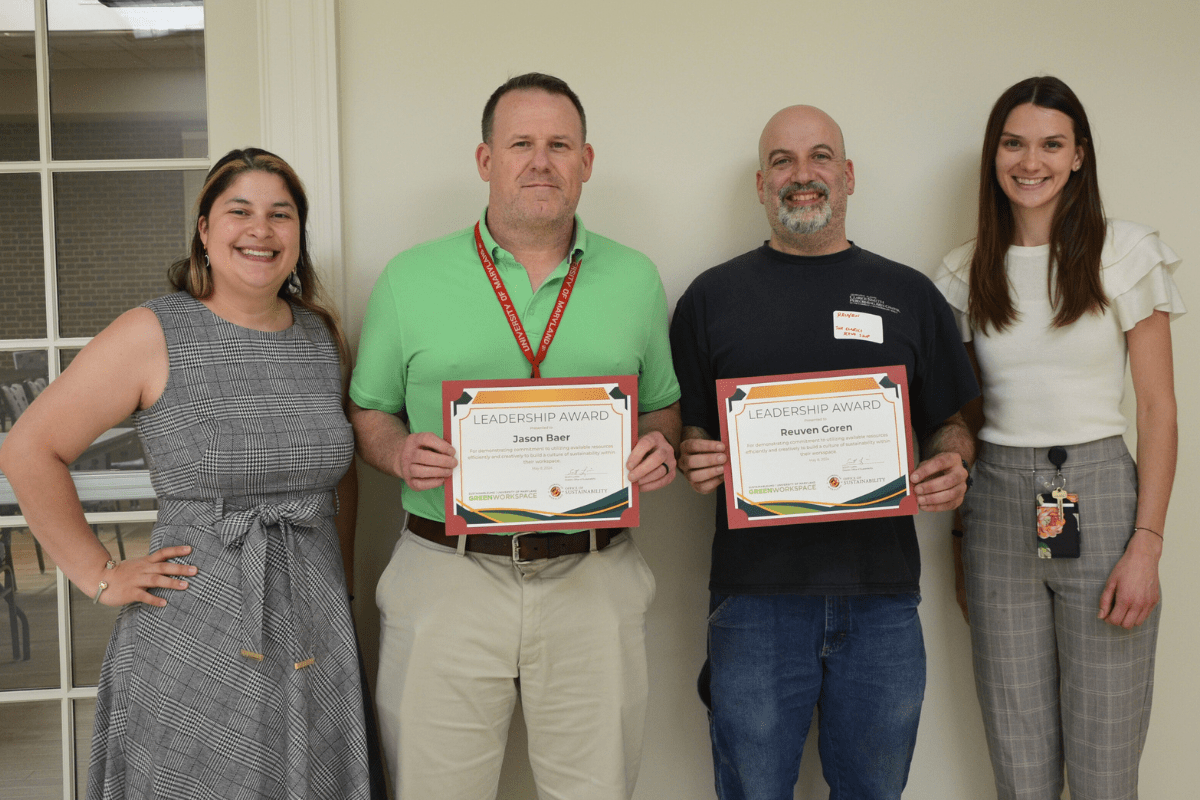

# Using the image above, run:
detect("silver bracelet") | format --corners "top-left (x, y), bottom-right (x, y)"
top-left (92, 559), bottom-right (117, 604)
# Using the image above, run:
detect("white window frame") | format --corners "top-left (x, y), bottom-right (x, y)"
top-left (0, 2), bottom-right (342, 797)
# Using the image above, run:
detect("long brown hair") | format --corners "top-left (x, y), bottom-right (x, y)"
top-left (969, 76), bottom-right (1107, 333)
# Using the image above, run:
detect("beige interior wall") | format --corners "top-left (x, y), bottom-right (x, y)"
top-left (336, 1), bottom-right (1199, 797)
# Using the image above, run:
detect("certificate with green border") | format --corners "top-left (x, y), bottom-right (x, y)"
top-left (717, 366), bottom-right (917, 528)
top-left (442, 375), bottom-right (639, 535)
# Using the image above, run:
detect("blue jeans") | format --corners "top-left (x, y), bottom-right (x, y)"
top-left (704, 592), bottom-right (926, 800)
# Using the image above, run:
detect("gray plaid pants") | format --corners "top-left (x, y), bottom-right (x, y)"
top-left (960, 436), bottom-right (1158, 800)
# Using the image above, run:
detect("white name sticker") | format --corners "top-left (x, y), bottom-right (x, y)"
top-left (833, 310), bottom-right (883, 343)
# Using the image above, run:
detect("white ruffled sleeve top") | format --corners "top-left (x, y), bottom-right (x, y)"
top-left (934, 220), bottom-right (1184, 447)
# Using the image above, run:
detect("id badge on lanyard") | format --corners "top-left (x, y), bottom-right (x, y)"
top-left (1036, 445), bottom-right (1081, 559)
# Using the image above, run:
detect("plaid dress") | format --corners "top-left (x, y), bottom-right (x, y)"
top-left (87, 292), bottom-right (370, 800)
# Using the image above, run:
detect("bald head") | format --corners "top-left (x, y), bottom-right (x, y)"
top-left (758, 105), bottom-right (846, 169)
top-left (755, 104), bottom-right (854, 256)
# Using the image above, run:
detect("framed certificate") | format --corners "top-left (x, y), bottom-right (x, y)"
top-left (717, 366), bottom-right (917, 528)
top-left (442, 375), bottom-right (639, 535)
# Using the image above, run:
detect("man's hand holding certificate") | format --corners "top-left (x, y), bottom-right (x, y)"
top-left (716, 366), bottom-right (918, 528)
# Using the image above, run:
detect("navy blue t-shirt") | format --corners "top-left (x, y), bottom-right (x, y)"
top-left (670, 243), bottom-right (979, 595)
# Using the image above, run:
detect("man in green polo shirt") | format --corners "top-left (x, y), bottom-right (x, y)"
top-left (349, 73), bottom-right (681, 800)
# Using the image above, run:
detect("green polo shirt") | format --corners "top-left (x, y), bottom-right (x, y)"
top-left (350, 209), bottom-right (681, 524)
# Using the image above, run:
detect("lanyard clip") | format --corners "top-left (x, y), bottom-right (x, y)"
top-left (1047, 446), bottom-right (1069, 513)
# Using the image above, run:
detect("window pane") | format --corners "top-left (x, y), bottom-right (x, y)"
top-left (48, 1), bottom-right (206, 161)
top-left (1, 350), bottom-right (48, 431)
top-left (0, 527), bottom-right (59, 690)
top-left (0, 701), bottom-right (63, 797)
top-left (58, 347), bottom-right (79, 373)
top-left (59, 350), bottom-right (155, 475)
top-left (0, 173), bottom-right (47, 338)
top-left (75, 697), bottom-right (96, 799)
top-left (54, 170), bottom-right (204, 338)
top-left (71, 521), bottom-right (152, 687)
top-left (0, 0), bottom-right (39, 162)
top-left (70, 428), bottom-right (146, 473)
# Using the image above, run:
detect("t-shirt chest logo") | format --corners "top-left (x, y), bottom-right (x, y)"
top-left (848, 293), bottom-right (900, 314)
top-left (832, 310), bottom-right (883, 343)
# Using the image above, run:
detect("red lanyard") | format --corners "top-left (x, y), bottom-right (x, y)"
top-left (475, 221), bottom-right (581, 378)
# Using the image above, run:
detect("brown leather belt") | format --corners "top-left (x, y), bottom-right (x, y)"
top-left (406, 514), bottom-right (623, 562)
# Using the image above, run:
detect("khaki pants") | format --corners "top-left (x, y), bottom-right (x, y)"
top-left (375, 527), bottom-right (656, 800)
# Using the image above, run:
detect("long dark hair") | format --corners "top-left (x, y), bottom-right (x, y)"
top-left (169, 148), bottom-right (350, 368)
top-left (969, 76), bottom-right (1107, 333)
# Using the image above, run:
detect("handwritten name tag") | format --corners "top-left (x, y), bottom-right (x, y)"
top-left (833, 310), bottom-right (883, 344)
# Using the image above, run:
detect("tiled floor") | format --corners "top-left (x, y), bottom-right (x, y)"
top-left (0, 700), bottom-right (64, 799)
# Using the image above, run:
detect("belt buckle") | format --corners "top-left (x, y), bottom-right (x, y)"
top-left (511, 532), bottom-right (531, 564)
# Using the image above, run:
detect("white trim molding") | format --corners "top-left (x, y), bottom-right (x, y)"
top-left (257, 0), bottom-right (346, 313)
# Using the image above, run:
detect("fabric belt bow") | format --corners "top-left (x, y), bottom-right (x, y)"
top-left (215, 492), bottom-right (334, 668)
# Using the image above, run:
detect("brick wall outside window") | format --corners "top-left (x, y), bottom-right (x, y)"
top-left (0, 172), bottom-right (46, 339)
top-left (0, 117), bottom-right (203, 340)
top-left (54, 169), bottom-right (189, 338)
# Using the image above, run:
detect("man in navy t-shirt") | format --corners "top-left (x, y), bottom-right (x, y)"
top-left (669, 105), bottom-right (979, 800)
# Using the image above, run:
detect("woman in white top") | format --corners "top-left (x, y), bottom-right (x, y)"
top-left (935, 76), bottom-right (1183, 800)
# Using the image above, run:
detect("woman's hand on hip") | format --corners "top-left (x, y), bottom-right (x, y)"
top-left (96, 545), bottom-right (197, 608)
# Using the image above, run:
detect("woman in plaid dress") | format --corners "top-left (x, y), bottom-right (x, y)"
top-left (0, 149), bottom-right (372, 799)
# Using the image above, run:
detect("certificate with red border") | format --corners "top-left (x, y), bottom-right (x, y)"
top-left (443, 376), bottom-right (639, 535)
top-left (717, 366), bottom-right (917, 528)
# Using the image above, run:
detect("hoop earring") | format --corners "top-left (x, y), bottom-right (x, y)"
top-left (203, 252), bottom-right (210, 268)
top-left (287, 269), bottom-right (302, 295)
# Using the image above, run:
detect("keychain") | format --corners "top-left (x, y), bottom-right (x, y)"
top-left (1036, 446), bottom-right (1081, 559)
